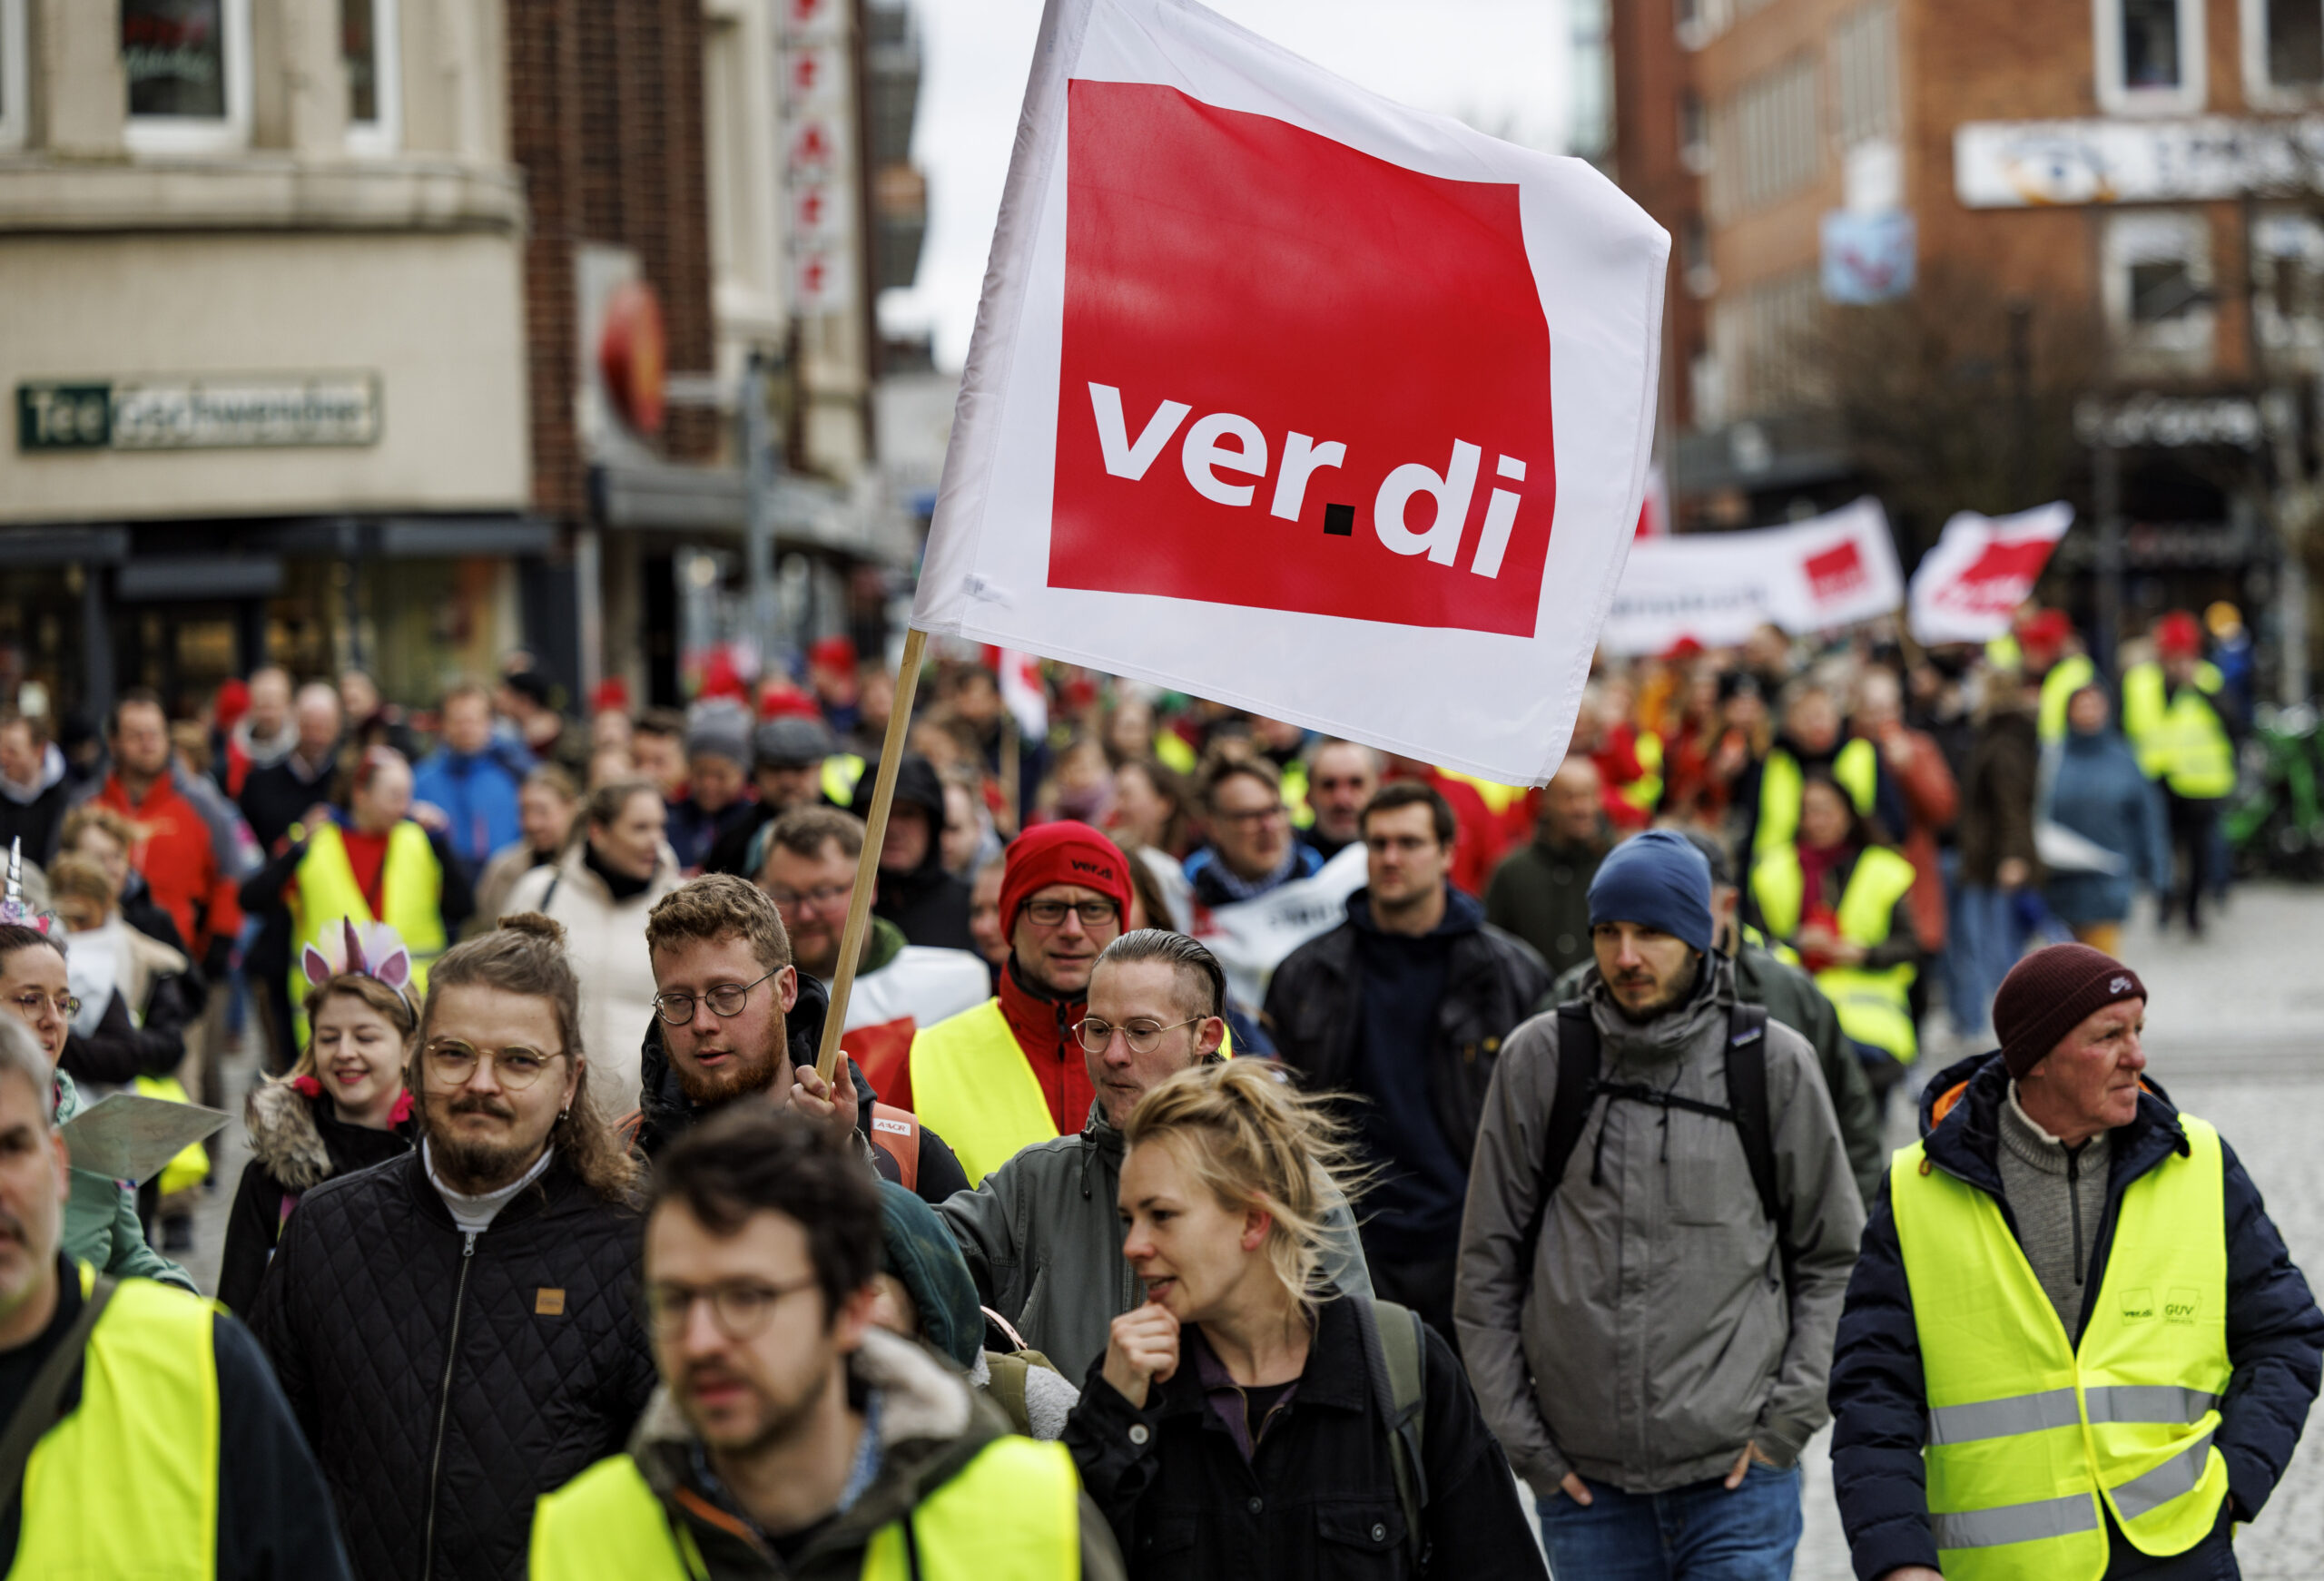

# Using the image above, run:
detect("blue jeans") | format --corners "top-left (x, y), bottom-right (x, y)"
top-left (1536, 1463), bottom-right (1801, 1581)
top-left (1947, 883), bottom-right (2024, 1040)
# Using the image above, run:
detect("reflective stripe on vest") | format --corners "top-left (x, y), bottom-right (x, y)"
top-left (1751, 844), bottom-right (1918, 1061)
top-left (906, 999), bottom-right (1059, 1186)
top-left (12, 1268), bottom-right (219, 1579)
top-left (2121, 663), bottom-right (2234, 799)
top-left (2038, 655), bottom-right (2097, 744)
top-left (288, 821), bottom-right (447, 1037)
top-left (1892, 1115), bottom-right (2231, 1581)
top-left (1754, 738), bottom-right (1878, 855)
top-left (529, 1434), bottom-right (1083, 1581)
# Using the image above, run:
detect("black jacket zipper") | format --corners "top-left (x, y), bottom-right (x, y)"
top-left (420, 1233), bottom-right (478, 1581)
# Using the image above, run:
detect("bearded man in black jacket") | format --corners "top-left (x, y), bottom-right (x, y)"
top-left (250, 915), bottom-right (656, 1581)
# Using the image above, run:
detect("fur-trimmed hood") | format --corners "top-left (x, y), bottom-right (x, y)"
top-left (244, 1076), bottom-right (414, 1193)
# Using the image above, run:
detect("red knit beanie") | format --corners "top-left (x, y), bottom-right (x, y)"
top-left (999, 821), bottom-right (1132, 934)
top-left (1994, 944), bottom-right (2147, 1077)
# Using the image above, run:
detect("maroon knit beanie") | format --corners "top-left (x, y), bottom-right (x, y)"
top-left (1994, 944), bottom-right (2147, 1077)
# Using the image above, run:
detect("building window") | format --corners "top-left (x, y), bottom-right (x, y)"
top-left (2243, 0), bottom-right (2324, 103)
top-left (2102, 210), bottom-right (2215, 373)
top-left (0, 0), bottom-right (25, 151)
top-left (1679, 90), bottom-right (1712, 173)
top-left (2253, 209), bottom-right (2324, 368)
top-left (123, 0), bottom-right (251, 153)
top-left (1706, 54), bottom-right (1821, 221)
top-left (1832, 1), bottom-right (1899, 147)
top-left (343, 0), bottom-right (401, 154)
top-left (2094, 0), bottom-right (2206, 113)
top-left (1710, 268), bottom-right (1824, 416)
top-left (1676, 0), bottom-right (1734, 52)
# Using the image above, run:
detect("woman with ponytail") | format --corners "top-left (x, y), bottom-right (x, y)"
top-left (1065, 1058), bottom-right (1543, 1579)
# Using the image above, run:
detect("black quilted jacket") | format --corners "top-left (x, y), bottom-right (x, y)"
top-left (247, 1149), bottom-right (657, 1581)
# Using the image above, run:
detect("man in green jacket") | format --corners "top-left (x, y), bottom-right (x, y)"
top-left (1545, 830), bottom-right (1884, 1206)
top-left (1486, 756), bottom-right (1609, 979)
top-left (939, 929), bottom-right (1370, 1384)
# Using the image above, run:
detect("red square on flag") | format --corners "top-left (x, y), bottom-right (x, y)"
top-left (1805, 539), bottom-right (1868, 603)
top-left (1049, 81), bottom-right (1557, 635)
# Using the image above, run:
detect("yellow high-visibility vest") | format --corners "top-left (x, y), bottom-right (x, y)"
top-left (2037, 654), bottom-right (2097, 744)
top-left (905, 1000), bottom-right (1059, 1187)
top-left (287, 820), bottom-right (445, 1039)
top-left (1615, 732), bottom-right (1666, 820)
top-left (822, 753), bottom-right (868, 808)
top-left (1891, 1115), bottom-right (2231, 1580)
top-left (1753, 738), bottom-right (1879, 856)
top-left (1751, 842), bottom-right (1919, 1062)
top-left (2120, 663), bottom-right (2234, 800)
top-left (11, 1264), bottom-right (218, 1579)
top-left (529, 1431), bottom-right (1082, 1581)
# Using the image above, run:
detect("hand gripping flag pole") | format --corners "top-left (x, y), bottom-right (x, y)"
top-left (813, 626), bottom-right (929, 1085)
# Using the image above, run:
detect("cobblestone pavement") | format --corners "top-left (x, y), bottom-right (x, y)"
top-left (1794, 882), bottom-right (2324, 1581)
top-left (175, 889), bottom-right (2324, 1576)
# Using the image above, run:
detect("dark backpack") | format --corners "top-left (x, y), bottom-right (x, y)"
top-left (1351, 1295), bottom-right (1429, 1570)
top-left (1520, 1001), bottom-right (1790, 1279)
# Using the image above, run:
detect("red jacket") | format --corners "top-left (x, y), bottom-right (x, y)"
top-left (91, 773), bottom-right (242, 953)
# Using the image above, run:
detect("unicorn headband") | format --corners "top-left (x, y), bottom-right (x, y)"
top-left (302, 918), bottom-right (415, 1006)
top-left (0, 840), bottom-right (53, 933)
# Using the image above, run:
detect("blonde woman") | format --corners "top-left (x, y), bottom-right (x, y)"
top-left (218, 926), bottom-right (418, 1313)
top-left (1065, 1059), bottom-right (1543, 1579)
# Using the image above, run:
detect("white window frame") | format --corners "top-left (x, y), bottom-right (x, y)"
top-left (123, 0), bottom-right (254, 156)
top-left (2250, 206), bottom-right (2324, 366)
top-left (344, 0), bottom-right (402, 157)
top-left (2240, 0), bottom-right (2324, 107)
top-left (2102, 209), bottom-right (2216, 373)
top-left (2093, 0), bottom-right (2208, 115)
top-left (0, 0), bottom-right (26, 152)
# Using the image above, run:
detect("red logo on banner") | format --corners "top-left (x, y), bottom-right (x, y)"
top-left (1943, 536), bottom-right (2054, 609)
top-left (1049, 81), bottom-right (1557, 635)
top-left (1804, 539), bottom-right (1868, 604)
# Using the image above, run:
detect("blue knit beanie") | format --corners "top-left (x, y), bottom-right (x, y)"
top-left (1587, 830), bottom-right (1714, 956)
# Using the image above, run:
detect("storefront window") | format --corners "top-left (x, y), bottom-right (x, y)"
top-left (123, 0), bottom-right (249, 151)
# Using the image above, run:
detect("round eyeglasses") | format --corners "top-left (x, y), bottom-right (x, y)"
top-left (645, 1276), bottom-right (818, 1340)
top-left (421, 1038), bottom-right (566, 1090)
top-left (651, 967), bottom-right (782, 1026)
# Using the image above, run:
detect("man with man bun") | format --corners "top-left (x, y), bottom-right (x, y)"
top-left (1831, 944), bottom-right (2321, 1581)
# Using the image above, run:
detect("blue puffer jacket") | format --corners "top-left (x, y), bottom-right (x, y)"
top-left (2042, 729), bottom-right (2172, 928)
top-left (1830, 1053), bottom-right (2324, 1580)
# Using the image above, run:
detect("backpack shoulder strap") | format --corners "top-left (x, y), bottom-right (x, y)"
top-left (1519, 1005), bottom-right (1601, 1262)
top-left (1722, 1005), bottom-right (1785, 1251)
top-left (869, 1102), bottom-right (921, 1194)
top-left (1361, 1297), bottom-right (1431, 1569)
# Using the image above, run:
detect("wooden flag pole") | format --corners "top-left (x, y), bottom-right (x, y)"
top-left (815, 625), bottom-right (929, 1084)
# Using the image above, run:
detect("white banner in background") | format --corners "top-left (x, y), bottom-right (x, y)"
top-left (1597, 497), bottom-right (1904, 655)
top-left (1906, 502), bottom-right (2074, 645)
top-left (909, 0), bottom-right (1670, 787)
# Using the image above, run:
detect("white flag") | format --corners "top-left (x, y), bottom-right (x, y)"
top-left (997, 648), bottom-right (1049, 739)
top-left (910, 0), bottom-right (1669, 787)
top-left (1907, 503), bottom-right (2074, 645)
top-left (1597, 498), bottom-right (1905, 656)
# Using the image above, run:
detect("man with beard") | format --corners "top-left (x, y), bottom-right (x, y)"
top-left (250, 915), bottom-right (657, 1581)
top-left (531, 1105), bottom-right (1122, 1578)
top-left (1456, 831), bottom-right (1863, 1580)
top-left (637, 874), bottom-right (970, 1204)
top-left (0, 1016), bottom-right (349, 1577)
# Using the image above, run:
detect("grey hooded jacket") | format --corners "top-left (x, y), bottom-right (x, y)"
top-left (1453, 957), bottom-right (1865, 1497)
top-left (940, 1099), bottom-right (1374, 1385)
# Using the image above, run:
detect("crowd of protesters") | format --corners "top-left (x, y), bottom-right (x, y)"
top-left (0, 601), bottom-right (2314, 1581)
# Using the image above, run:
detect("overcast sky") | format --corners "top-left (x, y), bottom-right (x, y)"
top-left (881, 0), bottom-right (1573, 369)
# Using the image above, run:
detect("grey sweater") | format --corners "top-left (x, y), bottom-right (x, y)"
top-left (1995, 1083), bottom-right (2113, 1336)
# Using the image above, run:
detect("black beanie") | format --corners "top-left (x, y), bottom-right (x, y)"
top-left (1994, 944), bottom-right (2147, 1077)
